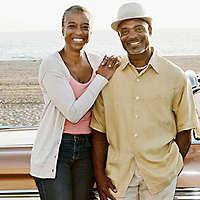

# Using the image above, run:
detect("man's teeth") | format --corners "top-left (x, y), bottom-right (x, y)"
top-left (73, 38), bottom-right (84, 42)
top-left (130, 41), bottom-right (140, 45)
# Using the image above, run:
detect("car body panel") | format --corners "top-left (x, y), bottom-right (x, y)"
top-left (0, 127), bottom-right (200, 199)
top-left (0, 127), bottom-right (37, 190)
top-left (177, 143), bottom-right (200, 187)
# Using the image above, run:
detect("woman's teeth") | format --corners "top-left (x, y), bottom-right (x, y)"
top-left (73, 38), bottom-right (84, 42)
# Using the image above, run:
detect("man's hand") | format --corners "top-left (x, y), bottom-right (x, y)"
top-left (92, 130), bottom-right (117, 200)
top-left (175, 129), bottom-right (192, 160)
top-left (96, 175), bottom-right (117, 200)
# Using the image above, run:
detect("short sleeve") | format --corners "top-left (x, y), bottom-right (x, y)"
top-left (173, 76), bottom-right (197, 132)
top-left (90, 92), bottom-right (106, 133)
top-left (193, 93), bottom-right (200, 137)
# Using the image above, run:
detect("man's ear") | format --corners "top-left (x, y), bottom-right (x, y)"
top-left (62, 27), bottom-right (65, 36)
top-left (148, 25), bottom-right (152, 36)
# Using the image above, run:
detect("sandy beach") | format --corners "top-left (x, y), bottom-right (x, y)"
top-left (0, 56), bottom-right (200, 127)
top-left (0, 60), bottom-right (43, 127)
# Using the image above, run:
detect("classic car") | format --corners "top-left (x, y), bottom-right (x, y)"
top-left (0, 127), bottom-right (38, 199)
top-left (0, 126), bottom-right (200, 200)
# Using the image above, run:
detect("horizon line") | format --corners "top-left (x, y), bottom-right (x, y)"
top-left (0, 27), bottom-right (200, 33)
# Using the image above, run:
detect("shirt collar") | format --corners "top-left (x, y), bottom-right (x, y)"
top-left (121, 47), bottom-right (160, 74)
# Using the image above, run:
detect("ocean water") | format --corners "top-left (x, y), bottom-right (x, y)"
top-left (0, 28), bottom-right (200, 60)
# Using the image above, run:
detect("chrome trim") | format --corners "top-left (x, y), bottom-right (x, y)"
top-left (0, 188), bottom-right (200, 199)
top-left (0, 144), bottom-right (33, 148)
top-left (176, 187), bottom-right (200, 192)
top-left (174, 187), bottom-right (200, 200)
top-left (0, 189), bottom-right (39, 198)
top-left (0, 189), bottom-right (38, 193)
top-left (0, 126), bottom-right (38, 131)
top-left (174, 197), bottom-right (200, 199)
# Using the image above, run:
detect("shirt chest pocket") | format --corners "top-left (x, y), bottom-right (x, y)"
top-left (141, 87), bottom-right (174, 107)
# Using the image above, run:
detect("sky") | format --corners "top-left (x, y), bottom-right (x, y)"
top-left (0, 0), bottom-right (200, 32)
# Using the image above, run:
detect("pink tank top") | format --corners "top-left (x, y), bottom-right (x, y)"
top-left (63, 70), bottom-right (96, 134)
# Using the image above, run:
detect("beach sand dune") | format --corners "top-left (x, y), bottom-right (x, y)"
top-left (0, 56), bottom-right (200, 127)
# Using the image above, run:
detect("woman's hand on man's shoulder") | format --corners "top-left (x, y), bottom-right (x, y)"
top-left (96, 55), bottom-right (121, 80)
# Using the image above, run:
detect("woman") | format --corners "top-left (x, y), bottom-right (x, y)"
top-left (30, 5), bottom-right (119, 200)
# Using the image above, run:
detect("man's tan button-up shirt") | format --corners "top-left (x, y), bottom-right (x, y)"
top-left (90, 48), bottom-right (197, 197)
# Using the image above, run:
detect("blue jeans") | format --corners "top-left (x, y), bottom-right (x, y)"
top-left (33, 133), bottom-right (94, 200)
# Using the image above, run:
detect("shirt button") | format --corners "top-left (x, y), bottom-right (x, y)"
top-left (134, 133), bottom-right (138, 137)
top-left (136, 114), bottom-right (139, 119)
top-left (136, 78), bottom-right (140, 82)
top-left (136, 96), bottom-right (140, 100)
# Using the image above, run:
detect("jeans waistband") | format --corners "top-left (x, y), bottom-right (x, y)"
top-left (62, 133), bottom-right (91, 141)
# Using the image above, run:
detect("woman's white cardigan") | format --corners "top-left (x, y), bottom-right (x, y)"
top-left (30, 52), bottom-right (108, 178)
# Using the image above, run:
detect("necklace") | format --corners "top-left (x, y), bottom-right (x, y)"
top-left (135, 65), bottom-right (148, 70)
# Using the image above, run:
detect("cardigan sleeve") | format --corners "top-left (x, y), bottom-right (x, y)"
top-left (42, 70), bottom-right (108, 123)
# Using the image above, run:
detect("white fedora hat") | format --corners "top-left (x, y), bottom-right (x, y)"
top-left (111, 2), bottom-right (152, 31)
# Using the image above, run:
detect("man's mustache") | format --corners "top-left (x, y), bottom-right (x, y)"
top-left (126, 38), bottom-right (140, 44)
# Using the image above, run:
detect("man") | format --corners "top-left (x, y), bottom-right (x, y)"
top-left (91, 2), bottom-right (198, 200)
